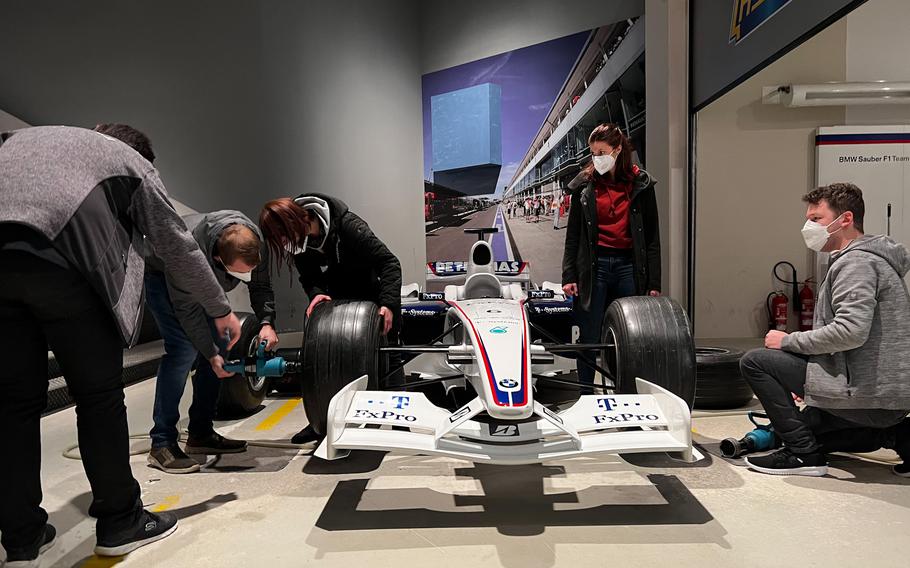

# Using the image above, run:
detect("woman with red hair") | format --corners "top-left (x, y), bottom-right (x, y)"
top-left (259, 193), bottom-right (402, 443)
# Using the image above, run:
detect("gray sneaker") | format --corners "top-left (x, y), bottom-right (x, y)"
top-left (148, 445), bottom-right (201, 474)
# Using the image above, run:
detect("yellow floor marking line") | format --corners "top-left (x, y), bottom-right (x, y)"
top-left (81, 556), bottom-right (125, 568)
top-left (255, 398), bottom-right (302, 431)
top-left (152, 494), bottom-right (181, 512)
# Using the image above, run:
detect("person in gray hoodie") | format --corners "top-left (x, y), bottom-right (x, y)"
top-left (739, 183), bottom-right (910, 477)
top-left (144, 210), bottom-right (278, 474)
top-left (0, 125), bottom-right (242, 563)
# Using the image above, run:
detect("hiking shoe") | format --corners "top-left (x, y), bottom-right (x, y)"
top-left (94, 511), bottom-right (177, 557)
top-left (893, 462), bottom-right (910, 477)
top-left (745, 447), bottom-right (828, 477)
top-left (184, 431), bottom-right (247, 455)
top-left (3, 524), bottom-right (56, 567)
top-left (291, 425), bottom-right (323, 445)
top-left (148, 445), bottom-right (201, 474)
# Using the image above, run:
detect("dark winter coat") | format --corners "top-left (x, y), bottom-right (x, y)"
top-left (293, 194), bottom-right (402, 311)
top-left (561, 168), bottom-right (661, 311)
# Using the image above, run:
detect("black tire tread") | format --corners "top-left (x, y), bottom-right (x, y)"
top-left (302, 300), bottom-right (383, 435)
top-left (604, 297), bottom-right (696, 408)
top-left (695, 347), bottom-right (753, 409)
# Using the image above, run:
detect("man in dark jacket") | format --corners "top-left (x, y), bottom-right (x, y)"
top-left (0, 125), bottom-right (241, 562)
top-left (259, 193), bottom-right (402, 444)
top-left (144, 210), bottom-right (278, 474)
top-left (740, 183), bottom-right (910, 477)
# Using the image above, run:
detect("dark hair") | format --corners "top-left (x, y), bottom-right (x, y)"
top-left (582, 123), bottom-right (636, 183)
top-left (93, 123), bottom-right (156, 163)
top-left (259, 198), bottom-right (312, 273)
top-left (218, 224), bottom-right (261, 267)
top-left (802, 182), bottom-right (865, 232)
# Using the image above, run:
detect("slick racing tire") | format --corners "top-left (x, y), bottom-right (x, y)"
top-left (694, 347), bottom-right (753, 409)
top-left (216, 313), bottom-right (268, 418)
top-left (301, 300), bottom-right (385, 436)
top-left (603, 296), bottom-right (696, 409)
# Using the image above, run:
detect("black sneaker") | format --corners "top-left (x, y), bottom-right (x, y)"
top-left (184, 431), bottom-right (247, 455)
top-left (148, 445), bottom-right (201, 474)
top-left (745, 447), bottom-right (828, 476)
top-left (291, 425), bottom-right (323, 445)
top-left (3, 524), bottom-right (56, 567)
top-left (891, 419), bottom-right (910, 477)
top-left (95, 511), bottom-right (177, 557)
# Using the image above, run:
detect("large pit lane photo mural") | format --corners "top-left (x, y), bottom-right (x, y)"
top-left (421, 17), bottom-right (646, 289)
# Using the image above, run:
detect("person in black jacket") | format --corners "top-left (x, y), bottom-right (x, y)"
top-left (561, 124), bottom-right (661, 393)
top-left (259, 194), bottom-right (402, 443)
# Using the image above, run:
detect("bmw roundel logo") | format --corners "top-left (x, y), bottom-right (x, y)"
top-left (489, 326), bottom-right (508, 334)
top-left (498, 378), bottom-right (519, 389)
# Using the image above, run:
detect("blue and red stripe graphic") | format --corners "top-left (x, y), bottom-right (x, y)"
top-left (450, 301), bottom-right (529, 407)
top-left (817, 133), bottom-right (910, 146)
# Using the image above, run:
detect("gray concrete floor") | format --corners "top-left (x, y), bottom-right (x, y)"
top-left (9, 378), bottom-right (909, 568)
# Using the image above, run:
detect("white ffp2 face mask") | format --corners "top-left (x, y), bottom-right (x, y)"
top-left (801, 214), bottom-right (844, 251)
top-left (592, 153), bottom-right (617, 175)
top-left (218, 258), bottom-right (254, 282)
top-left (226, 269), bottom-right (252, 282)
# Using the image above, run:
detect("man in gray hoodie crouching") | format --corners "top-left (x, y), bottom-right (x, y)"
top-left (740, 182), bottom-right (910, 477)
top-left (144, 210), bottom-right (279, 474)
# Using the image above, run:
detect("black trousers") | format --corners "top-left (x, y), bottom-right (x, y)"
top-left (0, 252), bottom-right (142, 551)
top-left (740, 348), bottom-right (908, 456)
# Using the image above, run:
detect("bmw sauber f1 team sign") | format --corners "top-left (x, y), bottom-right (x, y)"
top-left (729, 0), bottom-right (791, 45)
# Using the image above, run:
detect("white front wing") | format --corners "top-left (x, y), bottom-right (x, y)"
top-left (314, 376), bottom-right (700, 465)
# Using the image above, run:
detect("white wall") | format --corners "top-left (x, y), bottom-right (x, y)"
top-left (646, 0), bottom-right (688, 304)
top-left (694, 20), bottom-right (847, 338)
top-left (844, 0), bottom-right (910, 125)
top-left (0, 0), bottom-right (424, 332)
top-left (693, 0), bottom-right (910, 338)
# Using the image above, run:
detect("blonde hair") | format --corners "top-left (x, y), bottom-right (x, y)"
top-left (218, 224), bottom-right (261, 266)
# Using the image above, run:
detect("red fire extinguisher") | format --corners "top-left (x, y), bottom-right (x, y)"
top-left (767, 291), bottom-right (789, 331)
top-left (799, 279), bottom-right (815, 331)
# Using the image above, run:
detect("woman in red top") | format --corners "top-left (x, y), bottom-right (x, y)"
top-left (561, 124), bottom-right (661, 392)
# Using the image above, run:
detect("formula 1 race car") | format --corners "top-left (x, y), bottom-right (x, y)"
top-left (217, 228), bottom-right (699, 465)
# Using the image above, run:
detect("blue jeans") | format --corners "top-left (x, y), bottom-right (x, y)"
top-left (576, 252), bottom-right (636, 389)
top-left (145, 271), bottom-right (226, 448)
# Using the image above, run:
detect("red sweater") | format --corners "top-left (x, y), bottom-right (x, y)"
top-left (594, 175), bottom-right (633, 250)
